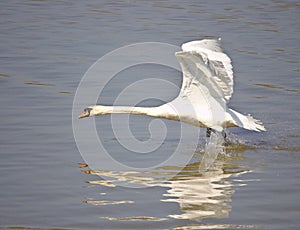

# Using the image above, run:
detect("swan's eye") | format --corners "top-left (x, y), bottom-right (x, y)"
top-left (84, 108), bottom-right (92, 113)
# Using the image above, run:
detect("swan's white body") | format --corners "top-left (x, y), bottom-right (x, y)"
top-left (80, 39), bottom-right (265, 133)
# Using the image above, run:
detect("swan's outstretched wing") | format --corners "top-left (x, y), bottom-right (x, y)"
top-left (175, 39), bottom-right (234, 103)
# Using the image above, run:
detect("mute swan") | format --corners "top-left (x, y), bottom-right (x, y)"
top-left (79, 39), bottom-right (266, 137)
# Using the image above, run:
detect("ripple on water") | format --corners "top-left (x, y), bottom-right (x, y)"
top-left (101, 216), bottom-right (168, 221)
top-left (24, 81), bottom-right (55, 87)
top-left (255, 83), bottom-right (300, 95)
top-left (0, 73), bottom-right (12, 78)
top-left (83, 199), bottom-right (134, 206)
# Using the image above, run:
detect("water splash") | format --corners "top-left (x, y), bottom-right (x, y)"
top-left (199, 131), bottom-right (225, 172)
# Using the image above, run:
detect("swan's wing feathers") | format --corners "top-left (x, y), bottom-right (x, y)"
top-left (181, 39), bottom-right (223, 53)
top-left (175, 51), bottom-right (223, 100)
top-left (176, 39), bottom-right (234, 102)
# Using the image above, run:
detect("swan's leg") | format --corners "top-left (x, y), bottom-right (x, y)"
top-left (206, 128), bottom-right (213, 138)
top-left (221, 129), bottom-right (228, 146)
top-left (207, 128), bottom-right (228, 144)
top-left (221, 130), bottom-right (227, 140)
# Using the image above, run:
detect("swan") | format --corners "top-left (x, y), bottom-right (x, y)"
top-left (79, 39), bottom-right (266, 138)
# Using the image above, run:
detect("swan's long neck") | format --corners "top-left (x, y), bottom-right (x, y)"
top-left (90, 104), bottom-right (209, 128)
top-left (93, 105), bottom-right (176, 119)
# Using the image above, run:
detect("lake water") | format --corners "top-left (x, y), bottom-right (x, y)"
top-left (0, 1), bottom-right (299, 229)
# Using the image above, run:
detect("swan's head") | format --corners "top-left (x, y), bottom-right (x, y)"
top-left (78, 105), bottom-right (109, 119)
top-left (79, 107), bottom-right (93, 119)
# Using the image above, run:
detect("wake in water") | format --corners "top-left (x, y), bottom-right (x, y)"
top-left (198, 129), bottom-right (252, 172)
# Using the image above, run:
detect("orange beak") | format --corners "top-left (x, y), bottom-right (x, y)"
top-left (79, 109), bottom-right (90, 119)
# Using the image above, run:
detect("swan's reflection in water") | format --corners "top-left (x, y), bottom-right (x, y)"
top-left (162, 160), bottom-right (248, 220)
top-left (85, 145), bottom-right (253, 224)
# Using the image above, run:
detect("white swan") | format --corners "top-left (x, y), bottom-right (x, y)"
top-left (79, 39), bottom-right (266, 136)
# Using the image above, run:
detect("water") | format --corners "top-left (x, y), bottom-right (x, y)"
top-left (0, 0), bottom-right (299, 229)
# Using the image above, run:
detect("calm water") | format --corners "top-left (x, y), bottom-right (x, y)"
top-left (0, 1), bottom-right (300, 229)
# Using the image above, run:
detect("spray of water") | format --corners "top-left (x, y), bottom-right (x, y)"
top-left (199, 131), bottom-right (225, 172)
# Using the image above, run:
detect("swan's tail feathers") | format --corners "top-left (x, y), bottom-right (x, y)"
top-left (228, 109), bottom-right (266, 132)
